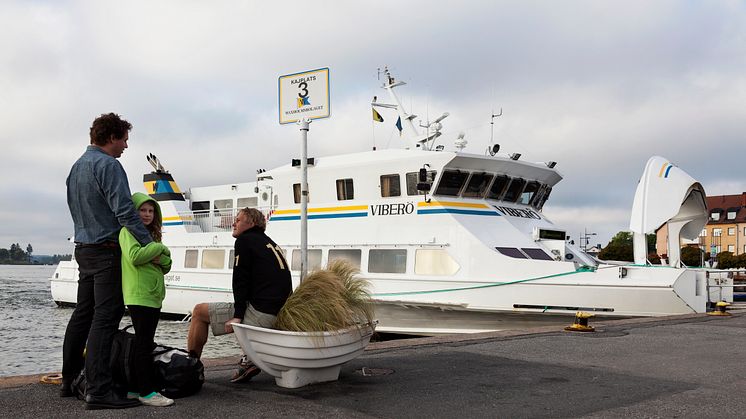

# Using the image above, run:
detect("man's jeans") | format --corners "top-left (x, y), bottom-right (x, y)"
top-left (61, 246), bottom-right (125, 397)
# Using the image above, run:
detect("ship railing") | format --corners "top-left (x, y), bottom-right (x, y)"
top-left (705, 268), bottom-right (746, 307)
top-left (176, 206), bottom-right (276, 234)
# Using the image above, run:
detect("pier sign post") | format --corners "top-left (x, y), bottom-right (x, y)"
top-left (279, 68), bottom-right (330, 124)
top-left (279, 68), bottom-right (330, 282)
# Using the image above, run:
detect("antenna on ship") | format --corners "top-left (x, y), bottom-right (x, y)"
top-left (487, 108), bottom-right (503, 156)
top-left (146, 153), bottom-right (166, 173)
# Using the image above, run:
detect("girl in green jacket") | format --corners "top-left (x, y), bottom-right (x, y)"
top-left (120, 192), bottom-right (173, 407)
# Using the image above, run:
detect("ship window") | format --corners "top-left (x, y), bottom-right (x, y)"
top-left (229, 250), bottom-right (235, 269)
top-left (329, 249), bottom-right (362, 269)
top-left (415, 249), bottom-right (460, 275)
top-left (462, 173), bottom-right (494, 198)
top-left (368, 249), bottom-right (407, 273)
top-left (434, 170), bottom-right (468, 196)
top-left (380, 174), bottom-right (401, 197)
top-left (486, 175), bottom-right (510, 200)
top-left (503, 178), bottom-right (526, 203)
top-left (536, 186), bottom-right (552, 210)
top-left (201, 249), bottom-right (225, 269)
top-left (185, 249), bottom-right (198, 268)
top-left (290, 249), bottom-right (322, 271)
top-left (495, 247), bottom-right (528, 259)
top-left (237, 197), bottom-right (258, 208)
top-left (191, 201), bottom-right (209, 211)
top-left (519, 181), bottom-right (541, 205)
top-left (406, 170), bottom-right (437, 196)
top-left (521, 248), bottom-right (553, 261)
top-left (293, 183), bottom-right (309, 204)
top-left (336, 178), bottom-right (354, 200)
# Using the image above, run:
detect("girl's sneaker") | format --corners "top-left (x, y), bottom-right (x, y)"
top-left (126, 392), bottom-right (139, 400)
top-left (138, 392), bottom-right (174, 407)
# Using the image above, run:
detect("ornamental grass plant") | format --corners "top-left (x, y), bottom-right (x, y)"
top-left (274, 259), bottom-right (374, 332)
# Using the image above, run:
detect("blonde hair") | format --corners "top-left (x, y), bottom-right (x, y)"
top-left (238, 207), bottom-right (266, 231)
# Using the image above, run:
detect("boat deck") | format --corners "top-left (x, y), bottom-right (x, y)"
top-left (3, 310), bottom-right (745, 417)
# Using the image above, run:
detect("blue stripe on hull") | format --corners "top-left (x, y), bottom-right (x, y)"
top-left (271, 212), bottom-right (368, 221)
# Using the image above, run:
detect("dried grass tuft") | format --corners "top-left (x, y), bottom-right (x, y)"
top-left (274, 259), bottom-right (374, 332)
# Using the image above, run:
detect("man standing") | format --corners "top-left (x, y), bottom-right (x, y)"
top-left (187, 207), bottom-right (291, 382)
top-left (62, 113), bottom-right (153, 410)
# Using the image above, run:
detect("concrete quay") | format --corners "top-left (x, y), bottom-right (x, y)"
top-left (1, 310), bottom-right (745, 418)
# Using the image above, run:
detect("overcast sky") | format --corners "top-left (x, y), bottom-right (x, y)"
top-left (1, 0), bottom-right (745, 255)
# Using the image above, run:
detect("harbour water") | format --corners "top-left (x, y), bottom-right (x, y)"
top-left (0, 265), bottom-right (242, 377)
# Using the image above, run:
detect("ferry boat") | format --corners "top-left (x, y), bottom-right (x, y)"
top-left (50, 68), bottom-right (732, 335)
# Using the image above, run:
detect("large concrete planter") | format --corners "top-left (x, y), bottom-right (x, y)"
top-left (232, 322), bottom-right (374, 388)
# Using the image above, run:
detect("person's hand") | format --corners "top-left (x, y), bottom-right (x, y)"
top-left (224, 317), bottom-right (242, 334)
top-left (151, 255), bottom-right (161, 264)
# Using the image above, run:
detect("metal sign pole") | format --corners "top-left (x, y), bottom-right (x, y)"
top-left (299, 118), bottom-right (310, 282)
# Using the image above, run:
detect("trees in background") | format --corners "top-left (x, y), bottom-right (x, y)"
top-left (0, 243), bottom-right (71, 264)
top-left (597, 232), bottom-right (634, 262)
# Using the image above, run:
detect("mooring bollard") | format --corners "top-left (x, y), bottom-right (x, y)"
top-left (707, 301), bottom-right (732, 316)
top-left (564, 311), bottom-right (595, 332)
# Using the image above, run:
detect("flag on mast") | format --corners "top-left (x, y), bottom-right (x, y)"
top-left (372, 108), bottom-right (384, 122)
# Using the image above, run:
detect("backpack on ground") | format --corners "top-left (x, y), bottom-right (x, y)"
top-left (152, 345), bottom-right (205, 398)
top-left (109, 325), bottom-right (137, 393)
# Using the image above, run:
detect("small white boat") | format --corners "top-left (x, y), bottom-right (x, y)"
top-left (232, 323), bottom-right (374, 388)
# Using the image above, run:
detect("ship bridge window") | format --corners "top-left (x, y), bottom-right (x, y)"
top-left (535, 186), bottom-right (552, 210)
top-left (503, 178), bottom-right (526, 203)
top-left (434, 170), bottom-right (468, 196)
top-left (191, 201), bottom-right (209, 212)
top-left (368, 249), bottom-right (407, 273)
top-left (229, 250), bottom-right (235, 269)
top-left (185, 249), bottom-right (198, 268)
top-left (462, 173), bottom-right (494, 198)
top-left (495, 247), bottom-right (527, 258)
top-left (415, 249), bottom-right (460, 275)
top-left (329, 249), bottom-right (362, 269)
top-left (519, 181), bottom-right (541, 205)
top-left (201, 249), bottom-right (225, 269)
top-left (237, 197), bottom-right (258, 208)
top-left (380, 174), bottom-right (401, 197)
top-left (406, 170), bottom-right (437, 196)
top-left (293, 183), bottom-right (309, 204)
top-left (291, 249), bottom-right (322, 271)
top-left (521, 248), bottom-right (553, 261)
top-left (486, 175), bottom-right (510, 200)
top-left (336, 178), bottom-right (354, 200)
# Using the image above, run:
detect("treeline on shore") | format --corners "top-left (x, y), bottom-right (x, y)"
top-left (0, 243), bottom-right (71, 265)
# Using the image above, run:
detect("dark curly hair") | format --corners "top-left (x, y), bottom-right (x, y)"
top-left (89, 113), bottom-right (132, 146)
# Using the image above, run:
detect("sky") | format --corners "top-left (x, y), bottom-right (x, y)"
top-left (1, 0), bottom-right (745, 255)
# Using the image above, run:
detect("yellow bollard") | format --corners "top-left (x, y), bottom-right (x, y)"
top-left (707, 301), bottom-right (732, 316)
top-left (564, 311), bottom-right (595, 332)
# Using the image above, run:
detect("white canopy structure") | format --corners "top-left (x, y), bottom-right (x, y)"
top-left (629, 156), bottom-right (708, 267)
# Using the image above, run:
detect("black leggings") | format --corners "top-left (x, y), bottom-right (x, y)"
top-left (128, 305), bottom-right (161, 396)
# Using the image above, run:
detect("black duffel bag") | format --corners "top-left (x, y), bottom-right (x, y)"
top-left (151, 345), bottom-right (205, 399)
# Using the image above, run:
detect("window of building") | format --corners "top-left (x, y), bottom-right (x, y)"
top-left (713, 228), bottom-right (722, 237)
top-left (336, 178), bottom-right (354, 200)
top-left (728, 227), bottom-right (735, 236)
top-left (406, 170), bottom-right (437, 196)
top-left (486, 175), bottom-right (510, 200)
top-left (290, 249), bottom-right (322, 271)
top-left (185, 249), bottom-right (198, 268)
top-left (502, 178), bottom-right (526, 203)
top-left (380, 174), bottom-right (401, 197)
top-left (462, 173), bottom-right (494, 198)
top-left (711, 212), bottom-right (720, 221)
top-left (237, 197), bottom-right (258, 208)
top-left (519, 181), bottom-right (541, 205)
top-left (727, 211), bottom-right (737, 220)
top-left (414, 249), bottom-right (460, 275)
top-left (292, 183), bottom-right (309, 204)
top-left (728, 244), bottom-right (735, 253)
top-left (700, 229), bottom-right (707, 237)
top-left (434, 170), bottom-right (468, 196)
top-left (229, 250), bottom-right (235, 269)
top-left (328, 249), bottom-right (362, 269)
top-left (368, 249), bottom-right (407, 273)
top-left (201, 249), bottom-right (225, 269)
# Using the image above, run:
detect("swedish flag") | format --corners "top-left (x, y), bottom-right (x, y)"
top-left (372, 108), bottom-right (384, 122)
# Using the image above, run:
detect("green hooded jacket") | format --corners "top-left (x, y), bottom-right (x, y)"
top-left (120, 192), bottom-right (172, 308)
